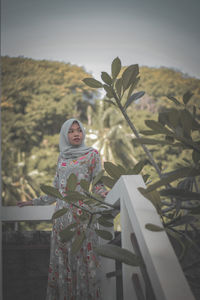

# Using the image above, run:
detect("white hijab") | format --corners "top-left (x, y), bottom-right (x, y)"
top-left (59, 118), bottom-right (93, 159)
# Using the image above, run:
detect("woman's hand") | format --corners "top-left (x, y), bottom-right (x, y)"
top-left (17, 200), bottom-right (33, 207)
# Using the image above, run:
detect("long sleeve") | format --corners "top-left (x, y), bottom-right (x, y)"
top-left (32, 159), bottom-right (60, 206)
top-left (91, 150), bottom-right (108, 198)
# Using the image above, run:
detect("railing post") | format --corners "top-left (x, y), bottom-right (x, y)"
top-left (120, 197), bottom-right (145, 299)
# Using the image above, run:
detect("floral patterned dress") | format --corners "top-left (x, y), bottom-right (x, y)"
top-left (33, 149), bottom-right (106, 300)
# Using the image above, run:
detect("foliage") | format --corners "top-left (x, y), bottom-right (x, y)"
top-left (41, 173), bottom-right (140, 266)
top-left (83, 57), bottom-right (200, 288)
top-left (1, 56), bottom-right (98, 205)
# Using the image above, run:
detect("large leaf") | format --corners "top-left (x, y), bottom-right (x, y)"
top-left (138, 188), bottom-right (161, 213)
top-left (115, 78), bottom-right (122, 98)
top-left (133, 138), bottom-right (174, 146)
top-left (82, 78), bottom-right (102, 88)
top-left (95, 229), bottom-right (113, 240)
top-left (139, 130), bottom-right (161, 136)
top-left (104, 161), bottom-right (123, 179)
top-left (180, 109), bottom-right (193, 137)
top-left (126, 160), bottom-right (147, 175)
top-left (160, 188), bottom-right (200, 201)
top-left (127, 76), bottom-right (140, 100)
top-left (145, 120), bottom-right (173, 135)
top-left (124, 91), bottom-right (145, 110)
top-left (145, 223), bottom-right (164, 232)
top-left (192, 149), bottom-right (200, 164)
top-left (101, 72), bottom-right (112, 85)
top-left (92, 170), bottom-right (104, 187)
top-left (97, 216), bottom-right (113, 227)
top-left (122, 64), bottom-right (139, 92)
top-left (165, 228), bottom-right (186, 260)
top-left (183, 91), bottom-right (193, 105)
top-left (40, 185), bottom-right (63, 199)
top-left (64, 191), bottom-right (86, 202)
top-left (145, 167), bottom-right (200, 193)
top-left (52, 208), bottom-right (68, 219)
top-left (102, 176), bottom-right (116, 188)
top-left (71, 231), bottom-right (86, 254)
top-left (103, 84), bottom-right (114, 98)
top-left (111, 57), bottom-right (121, 79)
top-left (189, 205), bottom-right (200, 215)
top-left (167, 95), bottom-right (181, 106)
top-left (80, 179), bottom-right (90, 192)
top-left (169, 215), bottom-right (197, 227)
top-left (94, 244), bottom-right (141, 266)
top-left (59, 223), bottom-right (77, 242)
top-left (66, 173), bottom-right (77, 192)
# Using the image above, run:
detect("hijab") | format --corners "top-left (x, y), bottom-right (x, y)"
top-left (59, 118), bottom-right (94, 159)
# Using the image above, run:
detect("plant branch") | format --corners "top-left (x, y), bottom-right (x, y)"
top-left (112, 90), bottom-right (162, 178)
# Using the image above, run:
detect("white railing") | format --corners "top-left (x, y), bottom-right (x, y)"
top-left (1, 175), bottom-right (195, 300)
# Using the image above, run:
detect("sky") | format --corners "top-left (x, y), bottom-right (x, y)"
top-left (1, 0), bottom-right (200, 80)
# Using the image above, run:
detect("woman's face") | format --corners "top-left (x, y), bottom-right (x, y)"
top-left (68, 122), bottom-right (83, 146)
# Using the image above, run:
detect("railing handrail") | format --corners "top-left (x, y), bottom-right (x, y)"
top-left (1, 175), bottom-right (195, 300)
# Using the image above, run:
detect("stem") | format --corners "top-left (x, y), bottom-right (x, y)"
top-left (85, 191), bottom-right (118, 209)
top-left (112, 91), bottom-right (162, 178)
top-left (71, 202), bottom-right (92, 215)
top-left (87, 214), bottom-right (94, 228)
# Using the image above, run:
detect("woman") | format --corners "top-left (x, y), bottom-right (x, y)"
top-left (18, 118), bottom-right (108, 300)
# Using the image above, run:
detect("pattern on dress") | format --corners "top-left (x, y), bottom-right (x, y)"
top-left (33, 149), bottom-right (107, 300)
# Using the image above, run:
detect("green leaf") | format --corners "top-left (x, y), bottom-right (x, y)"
top-left (170, 215), bottom-right (197, 227)
top-left (122, 64), bottom-right (139, 92)
top-left (124, 91), bottom-right (145, 110)
top-left (165, 228), bottom-right (186, 260)
top-left (102, 176), bottom-right (116, 188)
top-left (92, 170), bottom-right (104, 187)
top-left (160, 188), bottom-right (200, 200)
top-left (145, 223), bottom-right (164, 232)
top-left (66, 173), bottom-right (77, 192)
top-left (101, 72), bottom-right (113, 85)
top-left (127, 77), bottom-right (140, 100)
top-left (104, 99), bottom-right (117, 106)
top-left (40, 185), bottom-right (63, 199)
top-left (183, 91), bottom-right (193, 105)
top-left (94, 244), bottom-right (141, 266)
top-left (82, 78), bottom-right (102, 88)
top-left (145, 120), bottom-right (172, 135)
top-left (126, 160), bottom-right (147, 175)
top-left (97, 216), bottom-right (113, 227)
top-left (138, 188), bottom-right (161, 213)
top-left (52, 208), bottom-right (68, 219)
top-left (115, 78), bottom-right (122, 98)
top-left (192, 149), bottom-right (200, 164)
top-left (103, 84), bottom-right (114, 98)
top-left (59, 223), bottom-right (77, 242)
top-left (167, 95), bottom-right (181, 106)
top-left (145, 167), bottom-right (200, 193)
top-left (179, 109), bottom-right (193, 137)
top-left (71, 231), bottom-right (86, 254)
top-left (104, 161), bottom-right (123, 179)
top-left (133, 138), bottom-right (173, 146)
top-left (111, 57), bottom-right (121, 79)
top-left (80, 179), bottom-right (90, 191)
top-left (95, 229), bottom-right (113, 240)
top-left (189, 205), bottom-right (200, 215)
top-left (140, 130), bottom-right (160, 136)
top-left (64, 191), bottom-right (86, 202)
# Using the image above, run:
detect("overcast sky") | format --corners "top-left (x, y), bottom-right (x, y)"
top-left (1, 0), bottom-right (200, 79)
